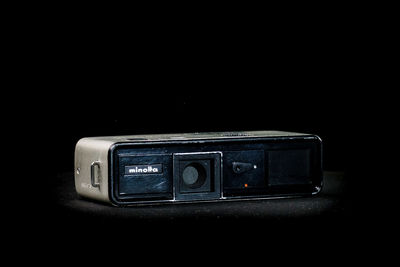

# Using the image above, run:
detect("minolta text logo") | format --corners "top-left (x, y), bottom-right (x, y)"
top-left (125, 164), bottom-right (163, 175)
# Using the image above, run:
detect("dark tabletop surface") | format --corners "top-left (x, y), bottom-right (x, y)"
top-left (17, 169), bottom-right (368, 262)
top-left (38, 170), bottom-right (356, 249)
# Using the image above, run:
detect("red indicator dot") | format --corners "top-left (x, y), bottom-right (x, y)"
top-left (244, 184), bottom-right (248, 188)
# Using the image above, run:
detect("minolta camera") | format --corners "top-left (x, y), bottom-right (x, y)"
top-left (74, 131), bottom-right (323, 205)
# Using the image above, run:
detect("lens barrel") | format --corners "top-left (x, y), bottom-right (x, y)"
top-left (173, 152), bottom-right (222, 200)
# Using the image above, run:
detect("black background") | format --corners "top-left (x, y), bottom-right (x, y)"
top-left (8, 6), bottom-right (391, 263)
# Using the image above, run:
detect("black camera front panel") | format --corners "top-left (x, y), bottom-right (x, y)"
top-left (109, 136), bottom-right (322, 205)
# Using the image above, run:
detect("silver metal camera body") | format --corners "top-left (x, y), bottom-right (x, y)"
top-left (74, 131), bottom-right (323, 206)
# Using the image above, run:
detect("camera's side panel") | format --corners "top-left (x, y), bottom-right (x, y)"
top-left (74, 138), bottom-right (115, 203)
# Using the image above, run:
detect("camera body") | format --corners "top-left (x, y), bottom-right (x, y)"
top-left (74, 131), bottom-right (323, 206)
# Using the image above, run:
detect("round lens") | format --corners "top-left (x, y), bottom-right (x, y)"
top-left (182, 165), bottom-right (199, 185)
top-left (182, 163), bottom-right (206, 189)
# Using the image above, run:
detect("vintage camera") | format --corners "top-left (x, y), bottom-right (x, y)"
top-left (74, 131), bottom-right (323, 205)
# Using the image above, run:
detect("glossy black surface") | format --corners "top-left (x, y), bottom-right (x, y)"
top-left (110, 136), bottom-right (322, 205)
top-left (116, 153), bottom-right (173, 201)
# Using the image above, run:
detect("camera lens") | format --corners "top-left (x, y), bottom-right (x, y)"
top-left (182, 163), bottom-right (206, 189)
top-left (173, 152), bottom-right (221, 200)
